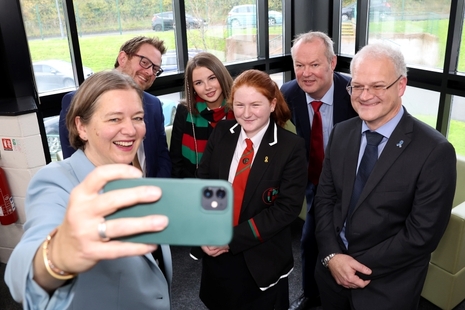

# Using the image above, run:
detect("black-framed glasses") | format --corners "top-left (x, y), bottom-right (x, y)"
top-left (133, 54), bottom-right (164, 77)
top-left (346, 75), bottom-right (403, 97)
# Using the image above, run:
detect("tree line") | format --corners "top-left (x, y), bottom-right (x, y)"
top-left (20, 0), bottom-right (284, 38)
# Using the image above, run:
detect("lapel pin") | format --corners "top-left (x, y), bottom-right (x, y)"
top-left (396, 140), bottom-right (404, 148)
top-left (264, 156), bottom-right (269, 163)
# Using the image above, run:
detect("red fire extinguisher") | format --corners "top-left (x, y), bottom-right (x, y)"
top-left (0, 167), bottom-right (18, 225)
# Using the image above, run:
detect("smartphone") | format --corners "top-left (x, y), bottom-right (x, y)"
top-left (103, 178), bottom-right (233, 246)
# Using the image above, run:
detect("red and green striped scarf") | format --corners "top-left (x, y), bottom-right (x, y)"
top-left (181, 100), bottom-right (234, 165)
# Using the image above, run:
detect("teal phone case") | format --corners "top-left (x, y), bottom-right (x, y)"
top-left (103, 178), bottom-right (233, 246)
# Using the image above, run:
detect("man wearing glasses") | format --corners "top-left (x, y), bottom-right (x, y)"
top-left (314, 43), bottom-right (456, 310)
top-left (59, 36), bottom-right (171, 178)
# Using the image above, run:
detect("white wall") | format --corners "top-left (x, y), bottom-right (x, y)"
top-left (0, 112), bottom-right (46, 263)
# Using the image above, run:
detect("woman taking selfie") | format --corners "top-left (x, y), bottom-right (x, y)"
top-left (5, 70), bottom-right (171, 309)
top-left (170, 52), bottom-right (234, 178)
top-left (195, 69), bottom-right (307, 309)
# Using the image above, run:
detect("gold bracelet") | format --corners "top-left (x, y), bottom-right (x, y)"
top-left (42, 228), bottom-right (76, 280)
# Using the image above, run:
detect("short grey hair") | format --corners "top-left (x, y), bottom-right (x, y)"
top-left (290, 31), bottom-right (335, 63)
top-left (351, 43), bottom-right (408, 77)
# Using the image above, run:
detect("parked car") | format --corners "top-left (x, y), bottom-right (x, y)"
top-left (341, 0), bottom-right (392, 21)
top-left (152, 11), bottom-right (205, 31)
top-left (341, 3), bottom-right (356, 21)
top-left (227, 4), bottom-right (282, 27)
top-left (33, 60), bottom-right (93, 93)
top-left (151, 11), bottom-right (174, 31)
top-left (175, 14), bottom-right (207, 29)
top-left (161, 49), bottom-right (202, 72)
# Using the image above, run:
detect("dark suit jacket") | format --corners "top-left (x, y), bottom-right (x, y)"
top-left (314, 110), bottom-right (457, 310)
top-left (280, 72), bottom-right (357, 160)
top-left (197, 119), bottom-right (307, 288)
top-left (59, 91), bottom-right (171, 178)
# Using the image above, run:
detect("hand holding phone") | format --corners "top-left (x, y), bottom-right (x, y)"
top-left (104, 178), bottom-right (233, 246)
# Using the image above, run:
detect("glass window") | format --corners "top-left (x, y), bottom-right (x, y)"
top-left (178, 1), bottom-right (283, 64)
top-left (340, 1), bottom-right (357, 56)
top-left (400, 86), bottom-right (463, 154)
top-left (450, 96), bottom-right (465, 156)
top-left (457, 12), bottom-right (465, 72)
top-left (22, 0), bottom-right (285, 92)
top-left (367, 0), bottom-right (451, 70)
top-left (22, 1), bottom-right (81, 94)
top-left (402, 85), bottom-right (439, 128)
top-left (181, 1), bottom-right (260, 63)
top-left (21, 0), bottom-right (284, 160)
top-left (44, 115), bottom-right (62, 162)
top-left (21, 0), bottom-right (181, 94)
top-left (70, 0), bottom-right (176, 48)
top-left (340, 0), bottom-right (394, 55)
top-left (269, 1), bottom-right (284, 58)
top-left (270, 72), bottom-right (284, 88)
top-left (159, 93), bottom-right (181, 127)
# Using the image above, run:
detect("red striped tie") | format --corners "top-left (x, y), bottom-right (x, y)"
top-left (308, 101), bottom-right (324, 185)
top-left (232, 138), bottom-right (254, 226)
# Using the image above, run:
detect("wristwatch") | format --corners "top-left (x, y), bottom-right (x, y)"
top-left (321, 253), bottom-right (338, 267)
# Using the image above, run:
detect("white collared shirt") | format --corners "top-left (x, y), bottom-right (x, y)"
top-left (228, 120), bottom-right (269, 183)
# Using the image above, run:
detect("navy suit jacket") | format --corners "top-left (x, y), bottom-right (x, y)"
top-left (197, 120), bottom-right (307, 288)
top-left (314, 110), bottom-right (457, 310)
top-left (59, 91), bottom-right (171, 178)
top-left (280, 72), bottom-right (358, 160)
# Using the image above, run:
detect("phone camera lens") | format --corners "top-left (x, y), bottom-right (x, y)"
top-left (216, 189), bottom-right (226, 199)
top-left (204, 188), bottom-right (213, 198)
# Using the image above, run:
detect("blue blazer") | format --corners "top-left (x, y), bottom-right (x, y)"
top-left (59, 91), bottom-right (171, 178)
top-left (5, 150), bottom-right (172, 310)
top-left (280, 72), bottom-right (358, 160)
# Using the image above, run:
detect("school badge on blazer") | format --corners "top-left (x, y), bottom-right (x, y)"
top-left (262, 187), bottom-right (279, 205)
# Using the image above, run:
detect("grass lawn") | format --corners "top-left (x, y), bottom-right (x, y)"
top-left (27, 25), bottom-right (280, 71)
top-left (27, 22), bottom-right (465, 155)
top-left (29, 31), bottom-right (176, 72)
top-left (415, 115), bottom-right (465, 156)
